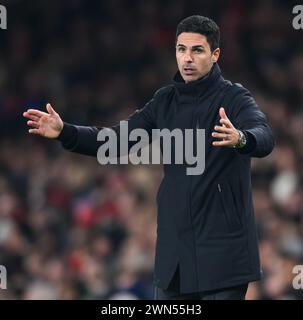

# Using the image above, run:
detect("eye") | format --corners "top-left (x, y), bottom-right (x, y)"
top-left (193, 48), bottom-right (203, 53)
top-left (177, 47), bottom-right (185, 52)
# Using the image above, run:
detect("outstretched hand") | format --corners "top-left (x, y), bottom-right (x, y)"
top-left (23, 103), bottom-right (64, 139)
top-left (212, 107), bottom-right (240, 147)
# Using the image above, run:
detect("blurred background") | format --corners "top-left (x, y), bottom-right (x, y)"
top-left (0, 0), bottom-right (303, 299)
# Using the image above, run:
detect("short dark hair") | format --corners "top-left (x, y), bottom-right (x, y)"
top-left (176, 15), bottom-right (220, 52)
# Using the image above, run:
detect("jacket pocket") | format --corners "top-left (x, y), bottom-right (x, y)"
top-left (217, 181), bottom-right (243, 234)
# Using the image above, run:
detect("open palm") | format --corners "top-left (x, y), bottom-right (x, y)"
top-left (23, 103), bottom-right (64, 139)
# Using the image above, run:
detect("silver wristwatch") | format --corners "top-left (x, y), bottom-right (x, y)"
top-left (234, 130), bottom-right (247, 148)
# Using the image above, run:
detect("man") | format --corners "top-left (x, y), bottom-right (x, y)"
top-left (23, 15), bottom-right (275, 300)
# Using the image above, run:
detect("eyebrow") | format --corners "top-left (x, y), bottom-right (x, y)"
top-left (176, 44), bottom-right (205, 49)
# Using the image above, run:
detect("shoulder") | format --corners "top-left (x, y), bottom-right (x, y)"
top-left (222, 81), bottom-right (257, 114)
top-left (221, 80), bottom-right (260, 120)
top-left (224, 81), bottom-right (252, 100)
top-left (153, 84), bottom-right (174, 99)
top-left (138, 85), bottom-right (174, 118)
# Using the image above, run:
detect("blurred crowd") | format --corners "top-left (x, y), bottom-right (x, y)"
top-left (0, 0), bottom-right (303, 299)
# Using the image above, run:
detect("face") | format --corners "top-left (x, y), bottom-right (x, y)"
top-left (176, 32), bottom-right (220, 83)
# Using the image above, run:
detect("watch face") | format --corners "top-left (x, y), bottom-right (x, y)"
top-left (240, 132), bottom-right (247, 147)
top-left (236, 130), bottom-right (246, 148)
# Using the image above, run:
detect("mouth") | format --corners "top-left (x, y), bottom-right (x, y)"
top-left (183, 67), bottom-right (196, 75)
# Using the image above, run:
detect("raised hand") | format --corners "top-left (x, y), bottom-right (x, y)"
top-left (23, 103), bottom-right (64, 139)
top-left (212, 107), bottom-right (240, 147)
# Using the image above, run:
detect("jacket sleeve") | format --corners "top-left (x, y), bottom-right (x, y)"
top-left (230, 86), bottom-right (275, 158)
top-left (56, 90), bottom-right (161, 157)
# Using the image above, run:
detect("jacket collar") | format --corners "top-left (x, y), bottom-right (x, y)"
top-left (173, 62), bottom-right (222, 97)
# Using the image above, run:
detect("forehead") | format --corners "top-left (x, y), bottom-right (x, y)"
top-left (176, 32), bottom-right (209, 47)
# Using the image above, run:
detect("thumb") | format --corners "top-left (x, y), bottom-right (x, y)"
top-left (46, 103), bottom-right (56, 115)
top-left (219, 107), bottom-right (227, 119)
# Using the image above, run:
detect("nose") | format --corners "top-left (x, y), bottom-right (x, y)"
top-left (184, 49), bottom-right (193, 63)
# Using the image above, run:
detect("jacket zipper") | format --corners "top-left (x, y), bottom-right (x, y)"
top-left (218, 183), bottom-right (221, 192)
top-left (186, 108), bottom-right (199, 290)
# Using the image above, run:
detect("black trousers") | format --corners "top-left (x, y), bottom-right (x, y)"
top-left (154, 266), bottom-right (248, 300)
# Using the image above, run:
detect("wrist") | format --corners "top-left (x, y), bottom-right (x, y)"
top-left (56, 122), bottom-right (77, 142)
top-left (234, 130), bottom-right (247, 148)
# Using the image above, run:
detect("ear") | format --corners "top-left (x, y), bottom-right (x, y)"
top-left (212, 48), bottom-right (220, 63)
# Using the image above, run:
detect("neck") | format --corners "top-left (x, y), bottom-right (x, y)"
top-left (173, 62), bottom-right (222, 97)
top-left (185, 67), bottom-right (212, 84)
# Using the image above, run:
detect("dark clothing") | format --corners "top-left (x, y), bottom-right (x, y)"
top-left (154, 284), bottom-right (248, 300)
top-left (154, 266), bottom-right (248, 300)
top-left (57, 63), bottom-right (275, 294)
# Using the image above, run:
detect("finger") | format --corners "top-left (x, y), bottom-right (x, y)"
top-left (46, 103), bottom-right (56, 115)
top-left (219, 118), bottom-right (233, 128)
top-left (28, 128), bottom-right (41, 135)
top-left (219, 107), bottom-right (228, 120)
top-left (212, 132), bottom-right (231, 139)
top-left (23, 113), bottom-right (39, 122)
top-left (213, 126), bottom-right (233, 133)
top-left (26, 109), bottom-right (48, 118)
top-left (212, 140), bottom-right (233, 147)
top-left (27, 121), bottom-right (39, 128)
